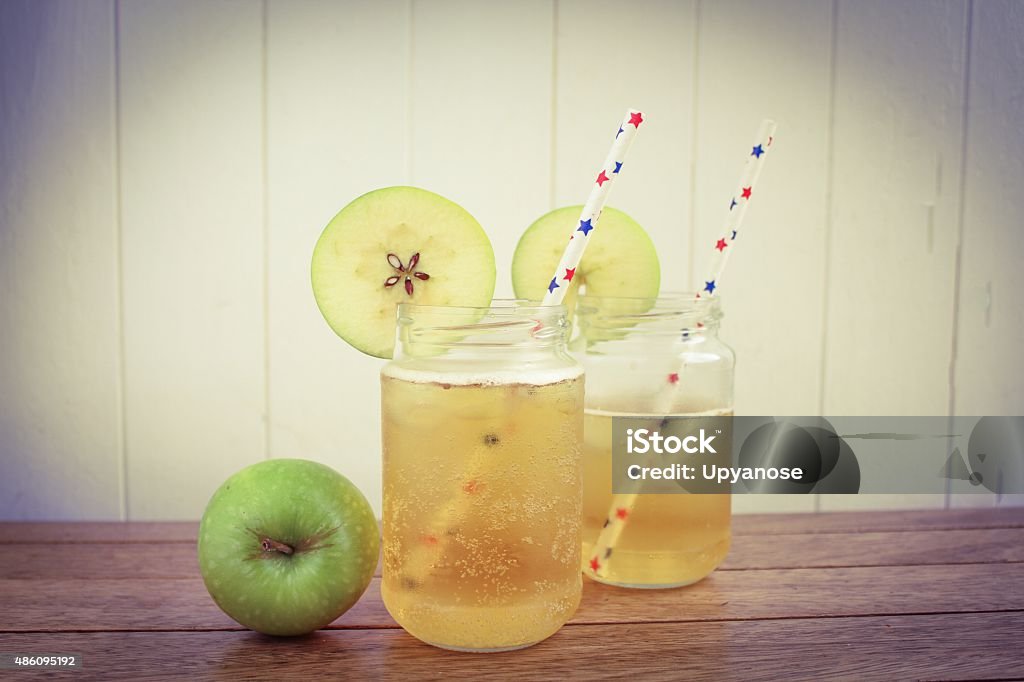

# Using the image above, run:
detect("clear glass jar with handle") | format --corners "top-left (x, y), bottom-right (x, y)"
top-left (381, 301), bottom-right (583, 651)
top-left (572, 293), bottom-right (735, 588)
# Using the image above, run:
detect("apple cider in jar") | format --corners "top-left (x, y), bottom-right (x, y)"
top-left (572, 294), bottom-right (734, 588)
top-left (381, 301), bottom-right (583, 652)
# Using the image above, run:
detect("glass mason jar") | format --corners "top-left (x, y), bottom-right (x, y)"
top-left (380, 301), bottom-right (584, 651)
top-left (571, 293), bottom-right (735, 588)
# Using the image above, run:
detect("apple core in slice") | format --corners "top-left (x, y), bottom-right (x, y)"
top-left (312, 186), bottom-right (496, 358)
top-left (511, 205), bottom-right (660, 312)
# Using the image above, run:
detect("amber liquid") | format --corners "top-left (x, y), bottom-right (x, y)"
top-left (581, 408), bottom-right (732, 587)
top-left (381, 372), bottom-right (583, 651)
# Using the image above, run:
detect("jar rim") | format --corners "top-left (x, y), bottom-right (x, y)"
top-left (577, 291), bottom-right (721, 308)
top-left (397, 298), bottom-right (568, 317)
top-left (394, 298), bottom-right (571, 355)
top-left (574, 291), bottom-right (723, 335)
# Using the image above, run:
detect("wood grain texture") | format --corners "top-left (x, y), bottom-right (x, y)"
top-left (4, 527), bottom-right (1022, 580)
top-left (734, 506), bottom-right (1024, 534)
top-left (0, 0), bottom-right (122, 520)
top-left (2, 513), bottom-right (1022, 679)
top-left (263, 0), bottom-right (410, 516)
top-left (725, 527), bottom-right (1024, 569)
top-left (3, 507), bottom-right (1021, 544)
top-left (3, 612), bottom-right (1023, 681)
top-left (118, 0), bottom-right (266, 520)
top-left (554, 0), bottom-right (697, 290)
top-left (0, 521), bottom-right (199, 544)
top-left (6, 562), bottom-right (1023, 632)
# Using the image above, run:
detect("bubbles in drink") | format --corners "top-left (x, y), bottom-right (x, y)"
top-left (581, 408), bottom-right (732, 588)
top-left (381, 372), bottom-right (583, 651)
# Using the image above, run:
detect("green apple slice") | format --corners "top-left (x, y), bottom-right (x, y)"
top-left (512, 205), bottom-right (660, 311)
top-left (312, 186), bottom-right (496, 358)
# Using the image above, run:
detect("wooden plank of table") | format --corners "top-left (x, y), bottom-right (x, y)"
top-left (724, 527), bottom-right (1024, 569)
top-left (732, 506), bottom-right (1024, 535)
top-left (2, 611), bottom-right (1022, 680)
top-left (3, 527), bottom-right (1022, 581)
top-left (5, 562), bottom-right (1023, 633)
top-left (3, 507), bottom-right (1021, 545)
top-left (0, 543), bottom-right (200, 580)
top-left (0, 522), bottom-right (198, 544)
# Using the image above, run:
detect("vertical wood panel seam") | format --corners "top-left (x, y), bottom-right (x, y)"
top-left (815, 0), bottom-right (840, 513)
top-left (946, 0), bottom-right (974, 506)
top-left (686, 0), bottom-right (701, 291)
top-left (261, 0), bottom-right (271, 462)
top-left (549, 0), bottom-right (558, 210)
top-left (407, 0), bottom-right (415, 184)
top-left (113, 0), bottom-right (129, 521)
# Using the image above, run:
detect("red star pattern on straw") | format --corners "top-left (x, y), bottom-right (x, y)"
top-left (540, 109), bottom-right (643, 304)
top-left (586, 119), bottom-right (775, 583)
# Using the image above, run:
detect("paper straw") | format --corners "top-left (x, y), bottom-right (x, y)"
top-left (396, 109), bottom-right (645, 587)
top-left (585, 119), bottom-right (777, 582)
top-left (697, 118), bottom-right (777, 298)
top-left (542, 109), bottom-right (645, 305)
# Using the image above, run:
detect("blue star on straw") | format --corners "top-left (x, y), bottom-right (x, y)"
top-left (752, 144), bottom-right (765, 158)
top-left (704, 280), bottom-right (716, 294)
top-left (613, 161), bottom-right (623, 174)
top-left (577, 219), bottom-right (594, 236)
top-left (548, 277), bottom-right (560, 294)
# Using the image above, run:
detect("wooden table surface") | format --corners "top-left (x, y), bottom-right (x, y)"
top-left (2, 508), bottom-right (1023, 680)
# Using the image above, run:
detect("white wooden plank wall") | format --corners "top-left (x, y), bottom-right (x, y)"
top-left (118, 0), bottom-right (266, 519)
top-left (693, 0), bottom-right (833, 514)
top-left (264, 0), bottom-right (410, 523)
top-left (950, 0), bottom-right (1024, 509)
top-left (0, 0), bottom-right (1021, 520)
top-left (819, 0), bottom-right (966, 512)
top-left (0, 0), bottom-right (121, 519)
top-left (554, 0), bottom-right (696, 289)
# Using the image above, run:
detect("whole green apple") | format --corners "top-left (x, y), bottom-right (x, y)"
top-left (198, 458), bottom-right (379, 636)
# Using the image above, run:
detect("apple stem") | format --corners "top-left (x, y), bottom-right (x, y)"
top-left (260, 537), bottom-right (294, 555)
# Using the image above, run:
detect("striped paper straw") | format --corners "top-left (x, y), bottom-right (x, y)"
top-left (396, 109), bottom-right (645, 588)
top-left (585, 119), bottom-right (777, 582)
top-left (542, 109), bottom-right (645, 305)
